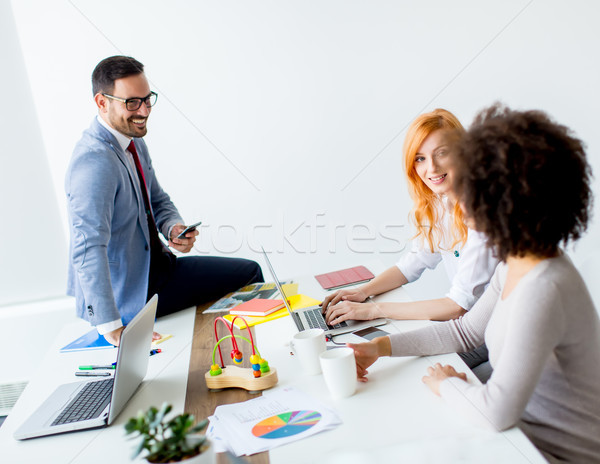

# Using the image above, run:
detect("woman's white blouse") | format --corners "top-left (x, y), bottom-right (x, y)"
top-left (396, 202), bottom-right (499, 310)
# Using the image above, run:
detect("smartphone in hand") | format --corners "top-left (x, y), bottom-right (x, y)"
top-left (176, 221), bottom-right (202, 239)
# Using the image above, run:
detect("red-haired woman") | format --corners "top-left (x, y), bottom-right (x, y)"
top-left (323, 109), bottom-right (498, 334)
top-left (349, 105), bottom-right (600, 463)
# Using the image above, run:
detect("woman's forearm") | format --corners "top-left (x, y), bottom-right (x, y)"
top-left (360, 266), bottom-right (408, 297)
top-left (374, 336), bottom-right (392, 357)
top-left (376, 297), bottom-right (466, 321)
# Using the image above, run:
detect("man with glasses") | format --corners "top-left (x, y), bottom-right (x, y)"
top-left (66, 56), bottom-right (263, 345)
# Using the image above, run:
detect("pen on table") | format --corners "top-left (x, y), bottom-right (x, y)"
top-left (150, 348), bottom-right (161, 356)
top-left (78, 364), bottom-right (116, 370)
top-left (75, 371), bottom-right (111, 377)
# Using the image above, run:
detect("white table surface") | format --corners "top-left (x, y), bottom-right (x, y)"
top-left (251, 263), bottom-right (546, 464)
top-left (0, 307), bottom-right (196, 464)
top-left (0, 261), bottom-right (547, 464)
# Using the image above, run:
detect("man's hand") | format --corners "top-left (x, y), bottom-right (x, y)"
top-left (103, 328), bottom-right (161, 347)
top-left (104, 326), bottom-right (125, 346)
top-left (422, 363), bottom-right (468, 396)
top-left (169, 223), bottom-right (198, 253)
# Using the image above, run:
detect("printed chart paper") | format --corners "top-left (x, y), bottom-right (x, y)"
top-left (207, 387), bottom-right (341, 456)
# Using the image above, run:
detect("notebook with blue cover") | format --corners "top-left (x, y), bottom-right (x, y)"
top-left (59, 329), bottom-right (115, 353)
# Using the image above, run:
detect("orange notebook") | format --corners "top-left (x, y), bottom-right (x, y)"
top-left (224, 294), bottom-right (321, 329)
top-left (229, 298), bottom-right (285, 317)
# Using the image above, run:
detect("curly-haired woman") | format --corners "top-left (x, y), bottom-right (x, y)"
top-left (350, 105), bottom-right (600, 463)
top-left (322, 109), bottom-right (498, 330)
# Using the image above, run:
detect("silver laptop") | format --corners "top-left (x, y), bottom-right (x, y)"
top-left (261, 248), bottom-right (386, 336)
top-left (14, 295), bottom-right (158, 440)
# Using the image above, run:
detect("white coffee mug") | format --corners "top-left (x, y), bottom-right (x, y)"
top-left (319, 347), bottom-right (357, 399)
top-left (290, 328), bottom-right (327, 375)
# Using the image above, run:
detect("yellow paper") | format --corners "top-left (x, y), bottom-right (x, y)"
top-left (151, 333), bottom-right (173, 348)
top-left (287, 293), bottom-right (321, 310)
top-left (281, 283), bottom-right (299, 297)
top-left (224, 293), bottom-right (322, 329)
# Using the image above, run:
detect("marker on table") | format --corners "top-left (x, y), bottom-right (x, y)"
top-left (78, 350), bottom-right (158, 372)
top-left (78, 364), bottom-right (116, 370)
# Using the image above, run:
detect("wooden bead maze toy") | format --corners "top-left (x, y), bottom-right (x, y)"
top-left (205, 316), bottom-right (278, 392)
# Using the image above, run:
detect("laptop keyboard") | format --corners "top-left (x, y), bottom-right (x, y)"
top-left (51, 378), bottom-right (113, 426)
top-left (305, 307), bottom-right (347, 330)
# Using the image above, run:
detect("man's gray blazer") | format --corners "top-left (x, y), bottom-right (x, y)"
top-left (65, 118), bottom-right (182, 325)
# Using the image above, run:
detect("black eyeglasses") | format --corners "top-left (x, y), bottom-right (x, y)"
top-left (102, 91), bottom-right (158, 111)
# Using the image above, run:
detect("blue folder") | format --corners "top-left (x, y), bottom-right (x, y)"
top-left (59, 329), bottom-right (115, 353)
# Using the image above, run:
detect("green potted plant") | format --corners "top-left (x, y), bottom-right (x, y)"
top-left (124, 403), bottom-right (214, 463)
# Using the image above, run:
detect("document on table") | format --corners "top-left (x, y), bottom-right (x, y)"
top-left (207, 387), bottom-right (342, 456)
top-left (204, 282), bottom-right (298, 313)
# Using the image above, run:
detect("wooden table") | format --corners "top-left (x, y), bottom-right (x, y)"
top-left (185, 303), bottom-right (269, 464)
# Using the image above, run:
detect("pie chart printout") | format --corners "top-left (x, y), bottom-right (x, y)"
top-left (251, 410), bottom-right (322, 439)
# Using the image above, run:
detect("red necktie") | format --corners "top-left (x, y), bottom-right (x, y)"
top-left (127, 140), bottom-right (170, 255)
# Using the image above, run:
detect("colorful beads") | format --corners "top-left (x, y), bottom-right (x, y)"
top-left (232, 350), bottom-right (243, 365)
top-left (259, 359), bottom-right (270, 373)
top-left (251, 359), bottom-right (262, 378)
top-left (210, 333), bottom-right (274, 383)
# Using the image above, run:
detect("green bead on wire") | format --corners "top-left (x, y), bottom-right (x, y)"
top-left (209, 334), bottom-right (270, 377)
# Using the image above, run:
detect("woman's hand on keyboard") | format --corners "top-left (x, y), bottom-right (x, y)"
top-left (324, 300), bottom-right (379, 326)
top-left (321, 288), bottom-right (368, 313)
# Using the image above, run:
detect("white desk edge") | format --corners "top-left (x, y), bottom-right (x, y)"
top-left (0, 261), bottom-right (546, 464)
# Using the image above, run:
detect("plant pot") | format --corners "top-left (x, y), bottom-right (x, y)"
top-left (146, 438), bottom-right (216, 464)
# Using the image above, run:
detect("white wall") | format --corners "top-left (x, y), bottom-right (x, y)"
top-left (7, 0), bottom-right (600, 304)
top-left (0, 0), bottom-right (67, 306)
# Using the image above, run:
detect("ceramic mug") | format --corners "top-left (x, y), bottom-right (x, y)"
top-left (290, 328), bottom-right (327, 375)
top-left (319, 347), bottom-right (357, 399)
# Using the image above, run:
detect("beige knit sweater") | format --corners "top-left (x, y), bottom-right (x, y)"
top-left (389, 255), bottom-right (600, 463)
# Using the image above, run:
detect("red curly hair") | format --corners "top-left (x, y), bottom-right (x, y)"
top-left (403, 109), bottom-right (467, 251)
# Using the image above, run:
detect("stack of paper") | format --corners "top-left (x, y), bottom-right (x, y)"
top-left (207, 387), bottom-right (341, 456)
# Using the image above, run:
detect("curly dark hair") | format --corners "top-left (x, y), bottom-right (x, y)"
top-left (453, 104), bottom-right (593, 261)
